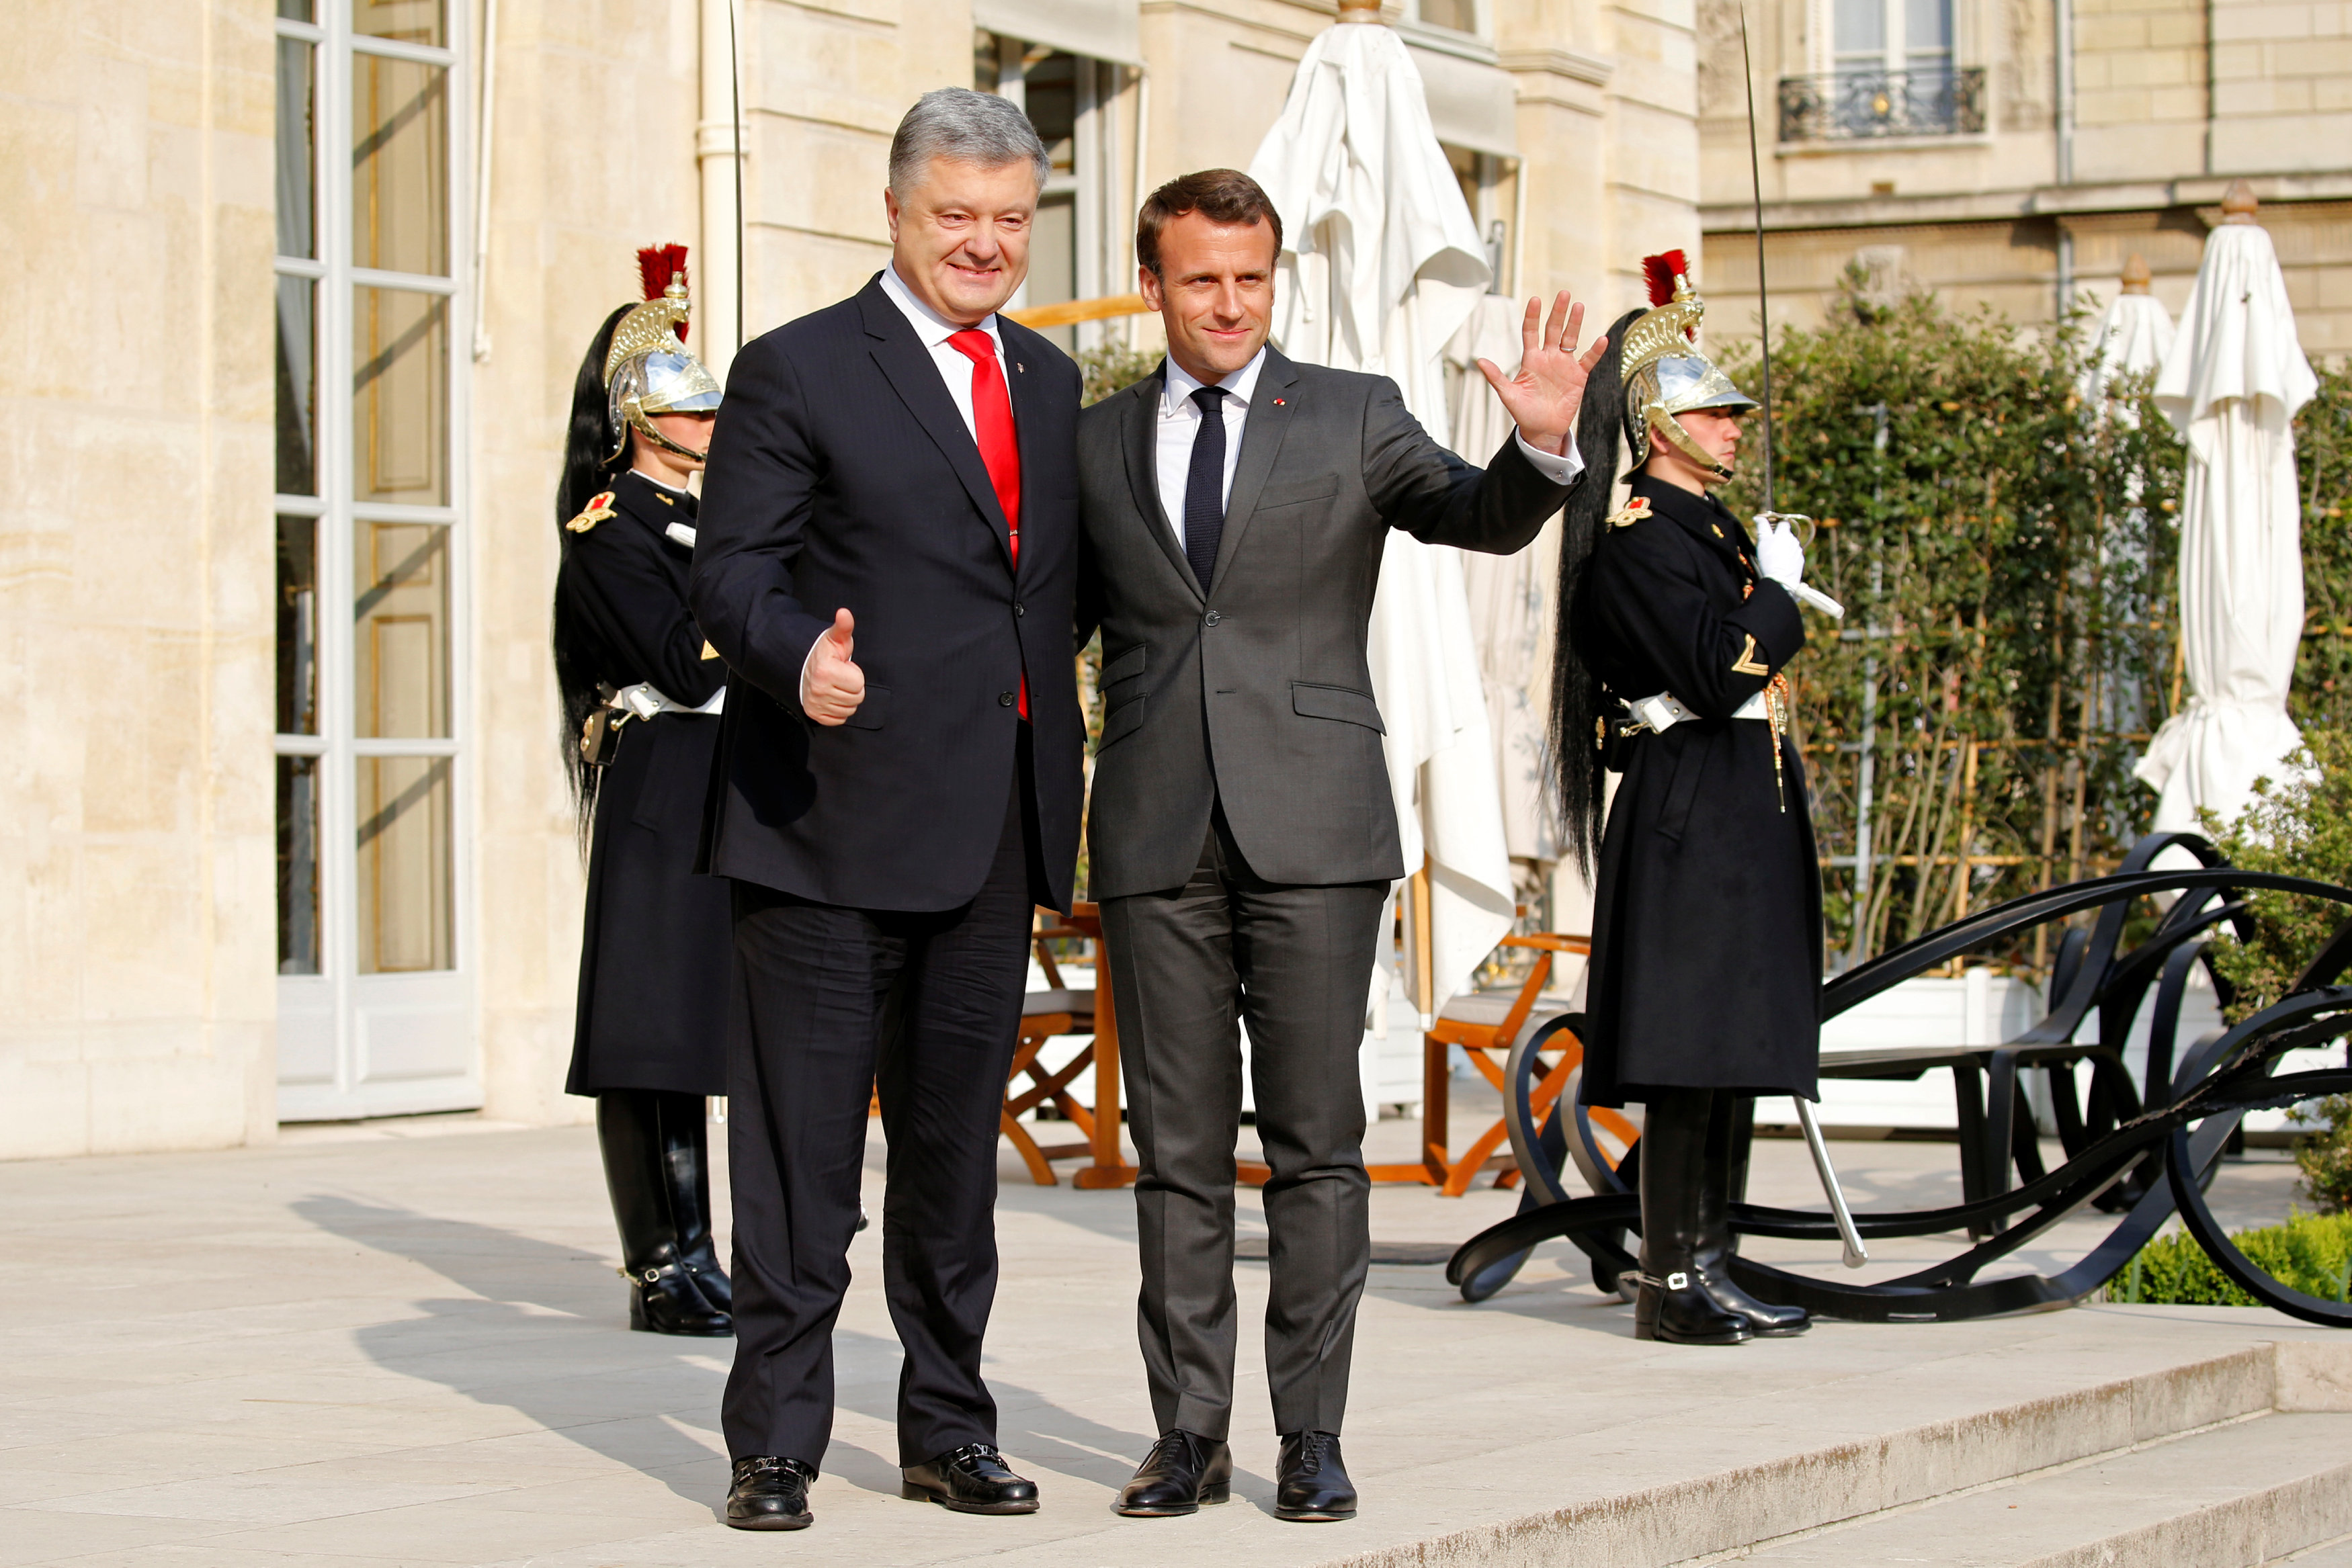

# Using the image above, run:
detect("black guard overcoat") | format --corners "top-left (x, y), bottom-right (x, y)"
top-left (1574, 474), bottom-right (1822, 1107)
top-left (560, 470), bottom-right (732, 1097)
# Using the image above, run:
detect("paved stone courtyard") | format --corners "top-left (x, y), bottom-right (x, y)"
top-left (0, 1098), bottom-right (2338, 1567)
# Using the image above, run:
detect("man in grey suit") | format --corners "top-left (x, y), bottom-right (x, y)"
top-left (1075, 169), bottom-right (1607, 1523)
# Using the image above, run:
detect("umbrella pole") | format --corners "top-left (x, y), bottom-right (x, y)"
top-left (1412, 858), bottom-right (1435, 1030)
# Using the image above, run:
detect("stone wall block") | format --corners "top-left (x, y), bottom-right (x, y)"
top-left (2212, 1), bottom-right (2320, 40)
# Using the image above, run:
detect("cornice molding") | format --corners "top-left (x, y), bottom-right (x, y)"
top-left (1497, 46), bottom-right (1612, 85)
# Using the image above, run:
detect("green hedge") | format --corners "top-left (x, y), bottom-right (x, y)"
top-left (2109, 1209), bottom-right (2352, 1306)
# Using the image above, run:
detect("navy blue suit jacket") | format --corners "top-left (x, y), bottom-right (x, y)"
top-left (689, 275), bottom-right (1083, 912)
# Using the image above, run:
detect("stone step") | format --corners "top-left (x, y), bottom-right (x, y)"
top-left (1728, 1411), bottom-right (2352, 1566)
top-left (2283, 1534), bottom-right (2352, 1564)
top-left (1306, 1338), bottom-right (2352, 1568)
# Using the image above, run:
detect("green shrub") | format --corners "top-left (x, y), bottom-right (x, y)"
top-left (1078, 342), bottom-right (1157, 406)
top-left (2294, 1094), bottom-right (2352, 1213)
top-left (2110, 1209), bottom-right (2352, 1305)
top-left (2203, 728), bottom-right (2352, 1022)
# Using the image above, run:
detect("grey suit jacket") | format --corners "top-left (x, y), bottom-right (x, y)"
top-left (1075, 346), bottom-right (1577, 899)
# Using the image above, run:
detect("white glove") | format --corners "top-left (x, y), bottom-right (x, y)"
top-left (1753, 514), bottom-right (1805, 589)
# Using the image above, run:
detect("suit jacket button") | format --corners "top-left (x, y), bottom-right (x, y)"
top-left (1013, 601), bottom-right (1025, 617)
top-left (998, 691), bottom-right (1015, 707)
top-left (1204, 610), bottom-right (1222, 627)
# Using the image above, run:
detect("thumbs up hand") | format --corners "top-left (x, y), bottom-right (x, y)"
top-left (801, 608), bottom-right (866, 726)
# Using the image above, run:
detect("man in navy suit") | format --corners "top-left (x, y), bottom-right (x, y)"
top-left (689, 88), bottom-right (1084, 1532)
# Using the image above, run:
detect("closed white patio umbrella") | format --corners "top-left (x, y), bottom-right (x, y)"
top-left (2134, 185), bottom-right (2318, 834)
top-left (2081, 254), bottom-right (2175, 412)
top-left (1246, 13), bottom-right (1518, 1030)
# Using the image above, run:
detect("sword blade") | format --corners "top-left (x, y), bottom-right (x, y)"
top-left (1796, 1096), bottom-right (1870, 1268)
top-left (1739, 6), bottom-right (1775, 516)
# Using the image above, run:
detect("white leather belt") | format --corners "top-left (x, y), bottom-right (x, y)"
top-left (611, 681), bottom-right (724, 718)
top-left (1624, 689), bottom-right (1769, 733)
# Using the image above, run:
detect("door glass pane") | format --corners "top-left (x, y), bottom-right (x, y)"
top-left (279, 515), bottom-right (319, 734)
top-left (1025, 53), bottom-right (1077, 175)
top-left (357, 0), bottom-right (446, 46)
top-left (354, 520), bottom-right (450, 738)
top-left (276, 38), bottom-right (314, 258)
top-left (279, 0), bottom-right (315, 17)
top-left (1030, 192), bottom-right (1077, 353)
top-left (357, 755), bottom-right (453, 973)
top-left (352, 286), bottom-right (448, 504)
top-left (352, 53), bottom-right (448, 275)
top-left (278, 754), bottom-right (323, 974)
top-left (276, 276), bottom-right (318, 494)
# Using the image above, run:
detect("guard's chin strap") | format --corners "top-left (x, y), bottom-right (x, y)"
top-left (626, 410), bottom-right (712, 464)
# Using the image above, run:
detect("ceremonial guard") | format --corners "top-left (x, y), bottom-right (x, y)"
top-left (554, 246), bottom-right (734, 1338)
top-left (1554, 252), bottom-right (1824, 1346)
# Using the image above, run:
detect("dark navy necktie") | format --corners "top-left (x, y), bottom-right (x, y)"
top-left (1183, 385), bottom-right (1229, 593)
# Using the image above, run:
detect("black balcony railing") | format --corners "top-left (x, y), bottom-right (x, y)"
top-left (1778, 66), bottom-right (1986, 142)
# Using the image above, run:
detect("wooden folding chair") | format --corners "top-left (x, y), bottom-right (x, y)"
top-left (1396, 934), bottom-right (1632, 1196)
top-left (1001, 909), bottom-right (1117, 1185)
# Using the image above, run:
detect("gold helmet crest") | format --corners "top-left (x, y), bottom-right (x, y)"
top-left (603, 245), bottom-right (724, 464)
top-left (1622, 249), bottom-right (1759, 481)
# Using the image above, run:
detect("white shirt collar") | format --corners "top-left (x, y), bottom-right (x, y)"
top-left (1162, 346), bottom-right (1268, 418)
top-left (630, 468), bottom-right (693, 498)
top-left (880, 262), bottom-right (999, 350)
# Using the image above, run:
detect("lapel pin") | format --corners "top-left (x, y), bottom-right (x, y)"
top-left (1017, 362), bottom-right (1025, 373)
top-left (1273, 397), bottom-right (1286, 406)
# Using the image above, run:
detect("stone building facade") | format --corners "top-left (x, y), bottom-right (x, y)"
top-left (1, 0), bottom-right (1699, 1158)
top-left (1695, 0), bottom-right (2352, 354)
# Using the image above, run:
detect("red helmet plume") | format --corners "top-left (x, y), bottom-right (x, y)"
top-left (1641, 249), bottom-right (1689, 307)
top-left (636, 244), bottom-right (691, 341)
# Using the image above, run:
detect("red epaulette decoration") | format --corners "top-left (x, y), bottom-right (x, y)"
top-left (565, 490), bottom-right (618, 533)
top-left (1607, 495), bottom-right (1651, 530)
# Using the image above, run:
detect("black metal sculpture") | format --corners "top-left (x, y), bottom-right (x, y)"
top-left (1448, 833), bottom-right (2352, 1328)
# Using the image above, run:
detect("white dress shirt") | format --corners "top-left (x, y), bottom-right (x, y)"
top-left (878, 261), bottom-right (1006, 444)
top-left (802, 265), bottom-right (1011, 708)
top-left (1153, 347), bottom-right (1585, 549)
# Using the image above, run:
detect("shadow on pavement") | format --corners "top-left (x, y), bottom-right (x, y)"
top-left (294, 1194), bottom-right (730, 1510)
top-left (294, 1194), bottom-right (1177, 1513)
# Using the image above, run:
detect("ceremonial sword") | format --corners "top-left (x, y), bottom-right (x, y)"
top-left (1740, 5), bottom-right (1867, 1268)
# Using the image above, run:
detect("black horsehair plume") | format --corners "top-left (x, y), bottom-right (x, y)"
top-left (1549, 308), bottom-right (1641, 879)
top-left (552, 304), bottom-right (632, 846)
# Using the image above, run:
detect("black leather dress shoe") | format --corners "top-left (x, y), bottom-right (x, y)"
top-left (900, 1442), bottom-right (1040, 1514)
top-left (725, 1455), bottom-right (814, 1530)
top-left (1275, 1431), bottom-right (1357, 1522)
top-left (1115, 1430), bottom-right (1232, 1517)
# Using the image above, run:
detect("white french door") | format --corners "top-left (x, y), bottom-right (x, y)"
top-left (274, 0), bottom-right (476, 1120)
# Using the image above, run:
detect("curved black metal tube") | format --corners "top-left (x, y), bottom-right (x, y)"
top-left (1451, 837), bottom-right (2352, 1323)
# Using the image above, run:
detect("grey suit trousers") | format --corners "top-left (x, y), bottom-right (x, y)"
top-left (1100, 810), bottom-right (1387, 1441)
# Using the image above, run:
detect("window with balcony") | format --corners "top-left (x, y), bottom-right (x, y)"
top-left (1782, 0), bottom-right (1982, 140)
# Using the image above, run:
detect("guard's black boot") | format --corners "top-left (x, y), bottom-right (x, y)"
top-left (1275, 1431), bottom-right (1357, 1522)
top-left (1693, 1094), bottom-right (1808, 1337)
top-left (599, 1090), bottom-right (731, 1336)
top-left (655, 1092), bottom-right (731, 1313)
top-left (1116, 1430), bottom-right (1232, 1517)
top-left (1632, 1090), bottom-right (1751, 1346)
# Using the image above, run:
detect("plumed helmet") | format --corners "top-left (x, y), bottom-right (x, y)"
top-left (1621, 250), bottom-right (1758, 480)
top-left (602, 245), bottom-right (723, 464)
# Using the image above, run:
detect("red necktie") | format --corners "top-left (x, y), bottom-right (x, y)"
top-left (947, 328), bottom-right (1026, 718)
